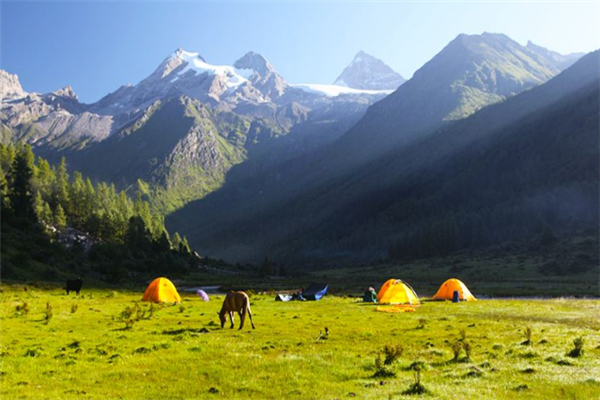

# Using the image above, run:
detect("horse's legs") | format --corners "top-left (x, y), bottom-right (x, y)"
top-left (229, 311), bottom-right (234, 329)
top-left (246, 306), bottom-right (256, 329)
top-left (238, 309), bottom-right (246, 330)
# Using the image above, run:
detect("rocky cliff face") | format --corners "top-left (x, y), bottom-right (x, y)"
top-left (234, 51), bottom-right (288, 100)
top-left (0, 70), bottom-right (26, 100)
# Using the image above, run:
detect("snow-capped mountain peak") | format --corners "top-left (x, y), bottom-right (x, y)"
top-left (333, 51), bottom-right (406, 90)
top-left (233, 51), bottom-right (288, 99)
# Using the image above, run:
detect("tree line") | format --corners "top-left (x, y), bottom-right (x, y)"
top-left (1, 143), bottom-right (195, 282)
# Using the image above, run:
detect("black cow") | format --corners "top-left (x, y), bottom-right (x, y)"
top-left (66, 278), bottom-right (84, 295)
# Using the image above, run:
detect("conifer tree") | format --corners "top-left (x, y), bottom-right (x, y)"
top-left (54, 204), bottom-right (67, 230)
top-left (53, 157), bottom-right (69, 208)
top-left (171, 232), bottom-right (182, 251)
top-left (9, 146), bottom-right (36, 220)
top-left (42, 202), bottom-right (53, 226)
top-left (180, 236), bottom-right (191, 254)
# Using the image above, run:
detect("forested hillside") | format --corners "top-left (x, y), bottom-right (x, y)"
top-left (0, 143), bottom-right (202, 283)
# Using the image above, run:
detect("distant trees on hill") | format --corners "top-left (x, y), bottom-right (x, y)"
top-left (0, 143), bottom-right (195, 282)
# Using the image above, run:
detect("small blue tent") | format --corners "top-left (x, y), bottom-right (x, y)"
top-left (302, 283), bottom-right (329, 301)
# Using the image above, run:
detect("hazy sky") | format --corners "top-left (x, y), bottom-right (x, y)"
top-left (1, 1), bottom-right (598, 103)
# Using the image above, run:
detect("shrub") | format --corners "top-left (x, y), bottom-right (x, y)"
top-left (567, 337), bottom-right (584, 358)
top-left (463, 341), bottom-right (472, 362)
top-left (383, 344), bottom-right (404, 365)
top-left (403, 362), bottom-right (428, 395)
top-left (70, 304), bottom-right (78, 314)
top-left (118, 302), bottom-right (153, 322)
top-left (452, 341), bottom-right (463, 361)
top-left (373, 354), bottom-right (396, 378)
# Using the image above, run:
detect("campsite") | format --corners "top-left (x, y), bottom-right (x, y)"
top-left (1, 281), bottom-right (599, 400)
top-left (1, 3), bottom-right (599, 399)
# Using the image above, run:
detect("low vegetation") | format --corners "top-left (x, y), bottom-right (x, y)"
top-left (1, 285), bottom-right (599, 399)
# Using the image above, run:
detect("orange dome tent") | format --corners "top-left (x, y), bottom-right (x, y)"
top-left (142, 277), bottom-right (181, 303)
top-left (377, 279), bottom-right (420, 305)
top-left (432, 278), bottom-right (476, 301)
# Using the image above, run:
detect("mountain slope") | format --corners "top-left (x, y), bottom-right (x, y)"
top-left (167, 33), bottom-right (584, 259)
top-left (332, 33), bottom-right (567, 167)
top-left (168, 51), bottom-right (599, 266)
top-left (72, 96), bottom-right (288, 212)
top-left (526, 41), bottom-right (584, 70)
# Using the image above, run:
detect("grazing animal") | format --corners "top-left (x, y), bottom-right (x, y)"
top-left (217, 291), bottom-right (255, 330)
top-left (66, 278), bottom-right (83, 295)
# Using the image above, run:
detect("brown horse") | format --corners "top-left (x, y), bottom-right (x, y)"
top-left (217, 291), bottom-right (256, 330)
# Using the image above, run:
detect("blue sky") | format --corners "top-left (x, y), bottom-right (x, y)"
top-left (1, 1), bottom-right (598, 103)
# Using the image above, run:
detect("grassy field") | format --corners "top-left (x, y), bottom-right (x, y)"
top-left (1, 284), bottom-right (599, 400)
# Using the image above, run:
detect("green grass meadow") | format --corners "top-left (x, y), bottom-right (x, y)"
top-left (1, 285), bottom-right (599, 400)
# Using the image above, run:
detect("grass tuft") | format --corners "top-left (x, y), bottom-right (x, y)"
top-left (567, 337), bottom-right (584, 358)
top-left (15, 302), bottom-right (29, 315)
top-left (44, 302), bottom-right (53, 324)
top-left (522, 326), bottom-right (532, 346)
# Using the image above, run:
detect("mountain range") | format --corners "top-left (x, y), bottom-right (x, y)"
top-left (1, 49), bottom-right (397, 211)
top-left (1, 33), bottom-right (595, 268)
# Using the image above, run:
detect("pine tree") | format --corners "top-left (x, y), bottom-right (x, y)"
top-left (33, 157), bottom-right (54, 198)
top-left (34, 191), bottom-right (45, 221)
top-left (42, 202), bottom-right (54, 226)
top-left (158, 231), bottom-right (171, 251)
top-left (69, 171), bottom-right (85, 222)
top-left (0, 167), bottom-right (9, 210)
top-left (126, 216), bottom-right (151, 248)
top-left (52, 157), bottom-right (69, 208)
top-left (171, 232), bottom-right (182, 251)
top-left (9, 146), bottom-right (36, 220)
top-left (54, 204), bottom-right (67, 230)
top-left (180, 236), bottom-right (191, 254)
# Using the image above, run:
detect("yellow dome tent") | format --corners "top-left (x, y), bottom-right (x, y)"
top-left (142, 277), bottom-right (182, 303)
top-left (377, 279), bottom-right (420, 305)
top-left (432, 278), bottom-right (476, 301)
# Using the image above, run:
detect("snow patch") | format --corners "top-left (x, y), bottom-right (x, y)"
top-left (171, 50), bottom-right (249, 88)
top-left (289, 83), bottom-right (392, 97)
top-left (332, 78), bottom-right (348, 88)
